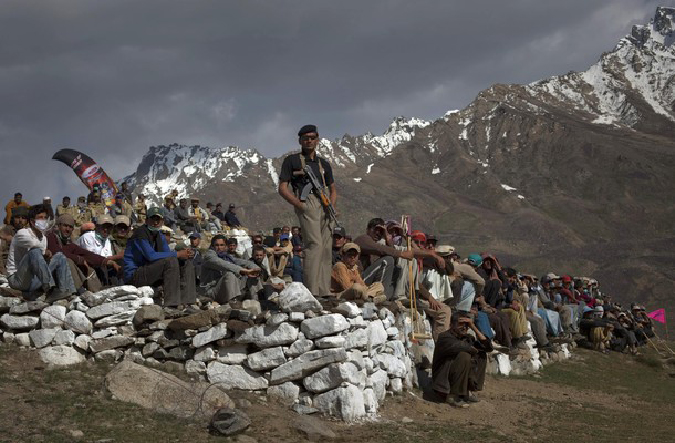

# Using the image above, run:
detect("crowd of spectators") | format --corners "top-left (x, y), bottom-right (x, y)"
top-left (0, 187), bottom-right (658, 409)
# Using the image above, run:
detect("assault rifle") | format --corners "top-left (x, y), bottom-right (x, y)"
top-left (296, 165), bottom-right (340, 227)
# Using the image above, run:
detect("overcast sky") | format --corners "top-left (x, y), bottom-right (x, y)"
top-left (0, 0), bottom-right (664, 205)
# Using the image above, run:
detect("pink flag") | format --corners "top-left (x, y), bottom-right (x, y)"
top-left (647, 309), bottom-right (666, 324)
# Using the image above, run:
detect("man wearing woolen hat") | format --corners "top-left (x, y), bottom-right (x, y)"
top-left (278, 124), bottom-right (336, 296)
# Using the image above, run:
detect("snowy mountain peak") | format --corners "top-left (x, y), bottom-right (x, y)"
top-left (629, 7), bottom-right (675, 49)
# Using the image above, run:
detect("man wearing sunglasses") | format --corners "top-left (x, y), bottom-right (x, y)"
top-left (278, 124), bottom-right (336, 297)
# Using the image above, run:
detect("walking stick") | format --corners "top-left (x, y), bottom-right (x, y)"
top-left (402, 215), bottom-right (431, 341)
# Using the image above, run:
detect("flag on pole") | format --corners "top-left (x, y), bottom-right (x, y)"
top-left (646, 308), bottom-right (666, 323)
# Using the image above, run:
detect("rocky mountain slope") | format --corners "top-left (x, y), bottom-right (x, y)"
top-left (124, 7), bottom-right (675, 317)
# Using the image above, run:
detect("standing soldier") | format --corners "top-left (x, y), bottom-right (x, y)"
top-left (278, 124), bottom-right (336, 297)
top-left (87, 191), bottom-right (108, 224)
top-left (75, 196), bottom-right (93, 227)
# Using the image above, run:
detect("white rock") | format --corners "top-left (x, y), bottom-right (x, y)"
top-left (300, 314), bottom-right (350, 339)
top-left (39, 345), bottom-right (86, 366)
top-left (348, 315), bottom-right (367, 329)
top-left (289, 312), bottom-right (305, 322)
top-left (246, 347), bottom-right (286, 371)
top-left (496, 353), bottom-right (511, 375)
top-left (269, 348), bottom-right (347, 384)
top-left (92, 286), bottom-right (139, 301)
top-left (193, 323), bottom-right (228, 348)
top-left (40, 305), bottom-right (66, 329)
top-left (386, 327), bottom-right (399, 339)
top-left (363, 388), bottom-right (378, 413)
top-left (303, 362), bottom-right (366, 393)
top-left (217, 344), bottom-right (249, 364)
top-left (346, 350), bottom-right (365, 370)
top-left (277, 282), bottom-right (322, 312)
top-left (87, 301), bottom-right (139, 320)
top-left (92, 328), bottom-right (118, 339)
top-left (314, 336), bottom-right (346, 349)
top-left (53, 329), bottom-right (76, 346)
top-left (194, 346), bottom-right (217, 362)
top-left (242, 300), bottom-right (261, 317)
top-left (137, 286), bottom-right (155, 298)
top-left (0, 313), bottom-right (39, 331)
top-left (285, 339), bottom-right (314, 358)
top-left (124, 348), bottom-right (145, 364)
top-left (15, 332), bottom-right (30, 347)
top-left (66, 310), bottom-right (94, 335)
top-left (312, 384), bottom-right (366, 422)
top-left (374, 353), bottom-right (407, 378)
top-left (366, 319), bottom-right (387, 348)
top-left (343, 328), bottom-right (368, 350)
top-left (185, 359), bottom-right (207, 375)
top-left (95, 349), bottom-right (123, 363)
top-left (0, 296), bottom-right (21, 313)
top-left (384, 340), bottom-right (406, 359)
top-left (73, 334), bottom-right (92, 351)
top-left (364, 357), bottom-right (375, 374)
top-left (207, 362), bottom-right (269, 390)
top-left (334, 302), bottom-right (361, 318)
top-left (389, 378), bottom-right (403, 394)
top-left (94, 311), bottom-right (135, 328)
top-left (29, 328), bottom-right (58, 348)
top-left (142, 342), bottom-right (160, 357)
top-left (236, 322), bottom-right (298, 348)
top-left (267, 381), bottom-right (300, 406)
top-left (2, 331), bottom-right (15, 343)
top-left (361, 303), bottom-right (377, 320)
top-left (137, 297), bottom-right (155, 306)
top-left (267, 312), bottom-right (289, 326)
top-left (370, 370), bottom-right (389, 402)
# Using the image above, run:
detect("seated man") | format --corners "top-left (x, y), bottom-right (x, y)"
top-left (174, 198), bottom-right (196, 233)
top-left (7, 204), bottom-right (75, 301)
top-left (263, 227), bottom-right (281, 248)
top-left (250, 245), bottom-right (285, 304)
top-left (77, 214), bottom-right (123, 285)
top-left (9, 206), bottom-right (30, 233)
top-left (331, 226), bottom-right (346, 265)
top-left (331, 243), bottom-right (384, 302)
top-left (267, 233), bottom-right (292, 278)
top-left (201, 234), bottom-right (261, 304)
top-left (123, 207), bottom-right (196, 307)
top-left (227, 237), bottom-right (241, 258)
top-left (452, 254), bottom-right (486, 312)
top-left (354, 218), bottom-right (414, 300)
top-left (204, 202), bottom-right (223, 231)
top-left (109, 194), bottom-right (133, 219)
top-left (284, 245), bottom-right (303, 282)
top-left (431, 313), bottom-right (492, 408)
top-left (47, 214), bottom-right (120, 293)
top-left (224, 204), bottom-right (241, 228)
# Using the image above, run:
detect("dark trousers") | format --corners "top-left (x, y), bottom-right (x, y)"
top-left (489, 311), bottom-right (512, 347)
top-left (130, 257), bottom-right (196, 307)
top-left (432, 351), bottom-right (488, 396)
top-left (363, 256), bottom-right (395, 300)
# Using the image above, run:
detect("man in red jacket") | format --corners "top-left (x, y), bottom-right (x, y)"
top-left (47, 214), bottom-right (120, 292)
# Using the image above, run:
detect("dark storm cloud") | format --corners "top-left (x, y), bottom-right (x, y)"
top-left (0, 0), bottom-right (661, 204)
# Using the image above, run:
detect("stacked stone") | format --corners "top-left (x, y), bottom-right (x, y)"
top-left (0, 285), bottom-right (155, 366)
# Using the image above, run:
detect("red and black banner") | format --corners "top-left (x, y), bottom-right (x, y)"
top-left (52, 148), bottom-right (118, 206)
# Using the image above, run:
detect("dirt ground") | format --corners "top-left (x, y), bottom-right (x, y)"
top-left (0, 343), bottom-right (673, 443)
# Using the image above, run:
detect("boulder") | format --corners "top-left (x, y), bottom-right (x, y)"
top-left (217, 344), bottom-right (249, 364)
top-left (333, 302), bottom-right (360, 318)
top-left (314, 336), bottom-right (345, 349)
top-left (185, 360), bottom-right (207, 375)
top-left (52, 329), bottom-right (76, 346)
top-left (267, 381), bottom-right (300, 406)
top-left (39, 345), bottom-right (86, 367)
top-left (39, 305), bottom-right (67, 329)
top-left (9, 301), bottom-right (49, 314)
top-left (194, 346), bottom-right (217, 362)
top-left (0, 313), bottom-right (39, 331)
top-left (267, 312), bottom-right (289, 326)
top-left (343, 328), bottom-right (368, 350)
top-left (302, 362), bottom-right (366, 393)
top-left (29, 328), bottom-right (58, 348)
top-left (89, 336), bottom-right (134, 353)
top-left (366, 319), bottom-right (387, 348)
top-left (132, 305), bottom-right (164, 329)
top-left (92, 328), bottom-right (117, 339)
top-left (370, 370), bottom-right (389, 402)
top-left (286, 339), bottom-right (314, 358)
top-left (209, 408), bottom-right (251, 436)
top-left (236, 322), bottom-right (298, 348)
top-left (94, 311), bottom-right (136, 328)
top-left (64, 310), bottom-right (93, 334)
top-left (168, 310), bottom-right (218, 331)
top-left (105, 360), bottom-right (234, 418)
top-left (289, 312), bottom-right (305, 322)
top-left (86, 300), bottom-right (139, 320)
top-left (362, 388), bottom-right (378, 413)
top-left (241, 300), bottom-right (261, 317)
top-left (95, 349), bottom-right (123, 363)
top-left (246, 347), bottom-right (286, 371)
top-left (0, 296), bottom-right (21, 314)
top-left (277, 283), bottom-right (322, 313)
top-left (207, 362), bottom-right (269, 390)
top-left (193, 323), bottom-right (229, 348)
top-left (312, 384), bottom-right (366, 422)
top-left (92, 286), bottom-right (139, 300)
top-left (374, 353), bottom-right (407, 378)
top-left (300, 314), bottom-right (349, 339)
top-left (269, 348), bottom-right (347, 384)
top-left (14, 332), bottom-right (31, 347)
top-left (73, 334), bottom-right (92, 351)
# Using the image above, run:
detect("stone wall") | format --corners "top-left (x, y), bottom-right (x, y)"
top-left (0, 278), bottom-right (571, 422)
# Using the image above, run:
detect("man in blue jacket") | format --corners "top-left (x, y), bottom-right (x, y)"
top-left (123, 207), bottom-right (196, 307)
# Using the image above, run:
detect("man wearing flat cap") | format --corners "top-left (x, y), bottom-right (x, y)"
top-left (278, 124), bottom-right (336, 296)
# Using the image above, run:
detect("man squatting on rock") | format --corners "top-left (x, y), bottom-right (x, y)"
top-left (278, 124), bottom-right (336, 297)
